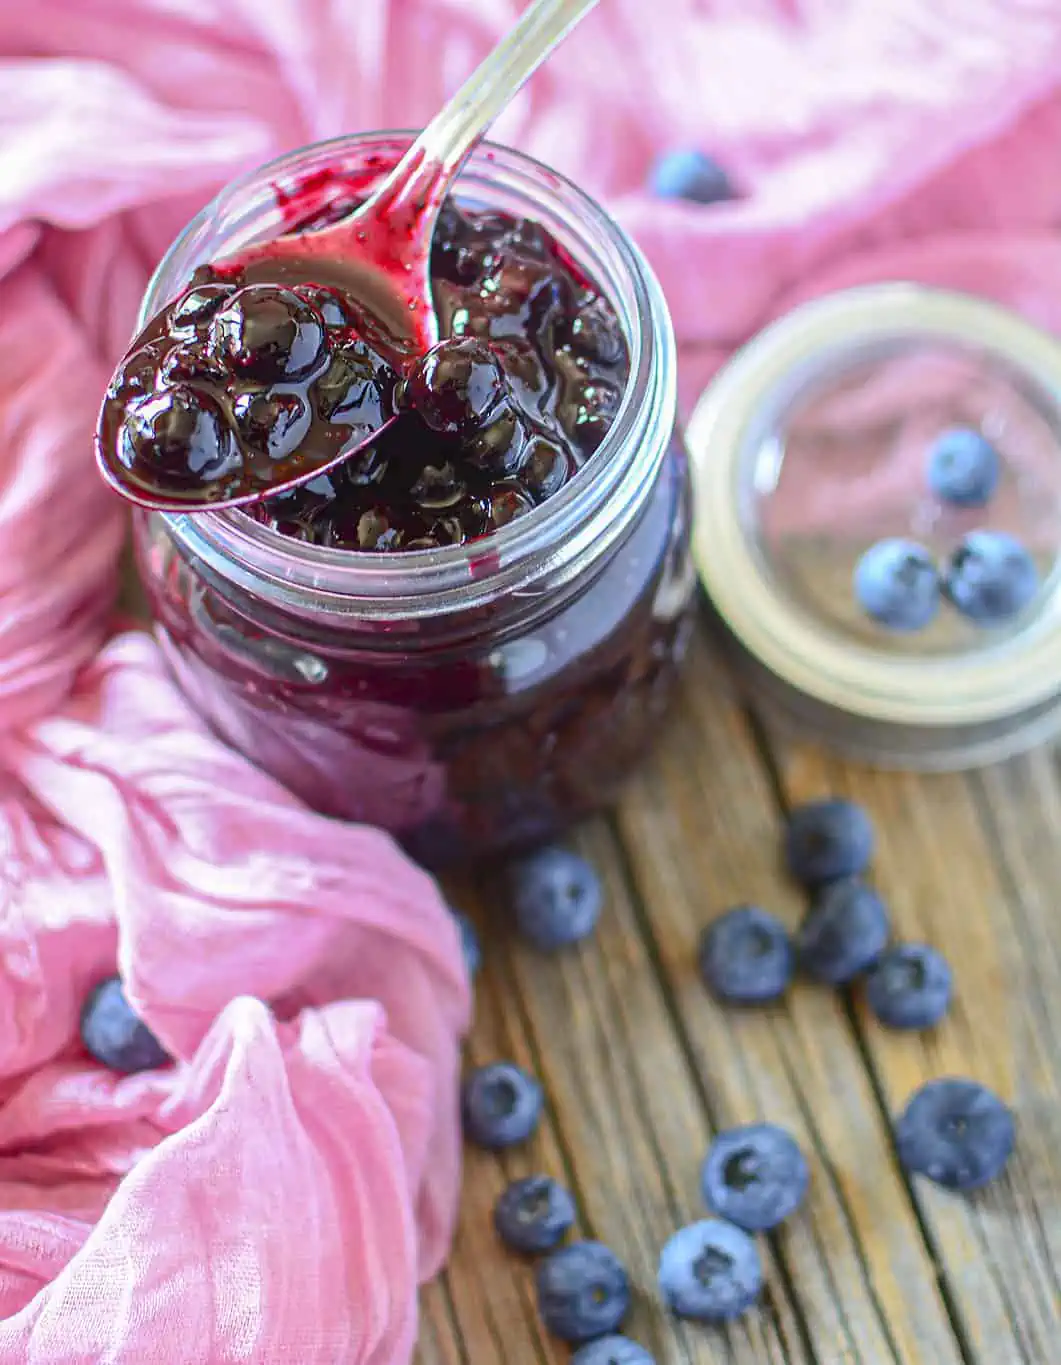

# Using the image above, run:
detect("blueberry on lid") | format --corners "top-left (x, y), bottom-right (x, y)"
top-left (854, 539), bottom-right (941, 632)
top-left (926, 428), bottom-right (1000, 508)
top-left (943, 530), bottom-right (1039, 626)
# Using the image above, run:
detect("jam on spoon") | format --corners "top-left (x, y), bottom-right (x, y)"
top-left (95, 0), bottom-right (601, 513)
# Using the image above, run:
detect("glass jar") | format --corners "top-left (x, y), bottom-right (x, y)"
top-left (134, 133), bottom-right (694, 866)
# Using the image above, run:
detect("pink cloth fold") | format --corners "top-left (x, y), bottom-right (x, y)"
top-left (1, 0), bottom-right (1060, 1361)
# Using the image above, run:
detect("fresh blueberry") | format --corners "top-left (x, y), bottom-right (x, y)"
top-left (854, 538), bottom-right (941, 632)
top-left (926, 428), bottom-right (1001, 508)
top-left (943, 530), bottom-right (1039, 626)
top-left (80, 976), bottom-right (170, 1075)
top-left (571, 1336), bottom-right (655, 1365)
top-left (493, 1175), bottom-right (575, 1254)
top-left (865, 943), bottom-right (953, 1030)
top-left (784, 798), bottom-right (874, 887)
top-left (535, 1241), bottom-right (630, 1343)
top-left (658, 1220), bottom-right (762, 1322)
top-left (698, 906), bottom-right (794, 1004)
top-left (649, 150), bottom-right (735, 205)
top-left (461, 1062), bottom-right (543, 1149)
top-left (510, 846), bottom-right (603, 950)
top-left (796, 880), bottom-right (890, 985)
top-left (701, 1123), bottom-right (809, 1231)
top-left (452, 909), bottom-right (481, 979)
top-left (895, 1078), bottom-right (1015, 1190)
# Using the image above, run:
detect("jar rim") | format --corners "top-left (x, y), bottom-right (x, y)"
top-left (143, 131), bottom-right (676, 620)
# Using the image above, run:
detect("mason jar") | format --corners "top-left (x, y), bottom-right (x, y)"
top-left (133, 132), bottom-right (695, 866)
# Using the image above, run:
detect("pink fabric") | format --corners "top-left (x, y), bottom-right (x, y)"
top-left (1, 0), bottom-right (1060, 1359)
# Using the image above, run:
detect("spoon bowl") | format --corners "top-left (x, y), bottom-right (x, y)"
top-left (96, 0), bottom-right (600, 514)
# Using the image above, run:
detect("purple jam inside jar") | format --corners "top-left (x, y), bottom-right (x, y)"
top-left (131, 137), bottom-right (694, 865)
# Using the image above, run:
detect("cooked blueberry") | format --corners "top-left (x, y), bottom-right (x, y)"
top-left (465, 402), bottom-right (526, 476)
top-left (109, 341), bottom-right (166, 399)
top-left (658, 1220), bottom-right (762, 1322)
top-left (522, 437), bottom-right (570, 501)
top-left (569, 297), bottom-right (626, 365)
top-left (80, 976), bottom-right (170, 1074)
top-left (405, 338), bottom-right (506, 435)
top-left (160, 342), bottom-right (227, 386)
top-left (854, 539), bottom-right (940, 631)
top-left (170, 282), bottom-right (237, 332)
top-left (571, 1337), bottom-right (654, 1365)
top-left (566, 379), bottom-right (623, 453)
top-left (314, 344), bottom-right (392, 427)
top-left (796, 880), bottom-right (890, 984)
top-left (649, 150), bottom-right (736, 205)
top-left (294, 284), bottom-right (352, 328)
top-left (926, 428), bottom-right (1001, 508)
top-left (493, 1175), bottom-right (575, 1254)
top-left (895, 1078), bottom-right (1015, 1190)
top-left (785, 798), bottom-right (874, 886)
top-left (489, 482), bottom-right (534, 528)
top-left (234, 390), bottom-right (312, 461)
top-left (510, 846), bottom-right (603, 950)
top-left (701, 1123), bottom-right (809, 1231)
top-left (865, 943), bottom-right (953, 1030)
top-left (535, 1241), bottom-right (630, 1343)
top-left (698, 905), bottom-right (793, 1004)
top-left (119, 386), bottom-right (242, 488)
top-left (462, 1061), bottom-right (543, 1149)
top-left (208, 284), bottom-right (329, 382)
top-left (409, 461), bottom-right (465, 511)
top-left (943, 530), bottom-right (1039, 625)
top-left (452, 909), bottom-right (481, 979)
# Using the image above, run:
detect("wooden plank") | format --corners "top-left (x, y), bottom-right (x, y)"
top-left (610, 634), bottom-right (970, 1364)
top-left (763, 732), bottom-right (1061, 1361)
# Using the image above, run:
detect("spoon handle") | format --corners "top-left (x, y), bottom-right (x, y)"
top-left (381, 0), bottom-right (600, 195)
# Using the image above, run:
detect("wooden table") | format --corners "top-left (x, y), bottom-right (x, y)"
top-left (418, 628), bottom-right (1061, 1365)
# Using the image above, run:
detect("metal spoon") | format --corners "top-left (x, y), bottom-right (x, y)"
top-left (97, 0), bottom-right (600, 513)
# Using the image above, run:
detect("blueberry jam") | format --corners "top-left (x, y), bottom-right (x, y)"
top-left (244, 200), bottom-right (631, 549)
top-left (133, 144), bottom-right (692, 865)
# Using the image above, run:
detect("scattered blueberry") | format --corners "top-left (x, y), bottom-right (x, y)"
top-left (796, 880), bottom-right (890, 985)
top-left (510, 846), bottom-right (603, 950)
top-left (698, 905), bottom-right (794, 1004)
top-left (701, 1123), bottom-right (809, 1231)
top-left (649, 150), bottom-right (735, 205)
top-left (943, 530), bottom-right (1039, 626)
top-left (784, 798), bottom-right (874, 887)
top-left (895, 1078), bottom-right (1015, 1190)
top-left (865, 943), bottom-right (953, 1030)
top-left (535, 1241), bottom-right (630, 1343)
top-left (493, 1175), bottom-right (576, 1254)
top-left (80, 976), bottom-right (170, 1075)
top-left (658, 1220), bottom-right (762, 1322)
top-left (452, 909), bottom-right (481, 979)
top-left (926, 428), bottom-right (1001, 508)
top-left (854, 538), bottom-right (941, 632)
top-left (571, 1336), bottom-right (655, 1365)
top-left (462, 1062), bottom-right (543, 1150)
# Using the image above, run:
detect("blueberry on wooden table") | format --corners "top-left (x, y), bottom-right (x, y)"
top-left (895, 1078), bottom-right (1015, 1190)
top-left (571, 1336), bottom-right (655, 1364)
top-left (493, 1175), bottom-right (575, 1255)
top-left (784, 798), bottom-right (874, 887)
top-left (535, 1241), bottom-right (630, 1343)
top-left (461, 1062), bottom-right (543, 1150)
top-left (796, 880), bottom-right (891, 985)
top-left (865, 943), bottom-right (953, 1030)
top-left (698, 905), bottom-right (794, 1004)
top-left (701, 1123), bottom-right (809, 1231)
top-left (658, 1219), bottom-right (762, 1322)
top-left (510, 846), bottom-right (603, 950)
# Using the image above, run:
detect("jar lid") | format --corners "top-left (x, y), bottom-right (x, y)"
top-left (687, 284), bottom-right (1061, 769)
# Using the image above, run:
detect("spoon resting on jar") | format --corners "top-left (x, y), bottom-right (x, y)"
top-left (95, 0), bottom-right (600, 512)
